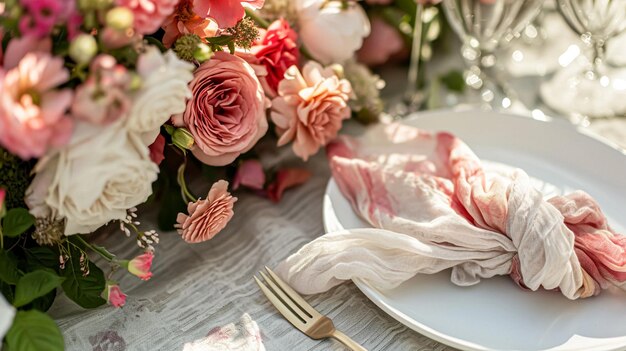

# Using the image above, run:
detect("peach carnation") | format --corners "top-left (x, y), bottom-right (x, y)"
top-left (176, 180), bottom-right (237, 243)
top-left (270, 62), bottom-right (352, 161)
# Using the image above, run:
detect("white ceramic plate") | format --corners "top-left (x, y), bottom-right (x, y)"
top-left (323, 109), bottom-right (626, 351)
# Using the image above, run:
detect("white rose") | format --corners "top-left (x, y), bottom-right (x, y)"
top-left (26, 122), bottom-right (159, 235)
top-left (126, 48), bottom-right (194, 144)
top-left (295, 0), bottom-right (371, 64)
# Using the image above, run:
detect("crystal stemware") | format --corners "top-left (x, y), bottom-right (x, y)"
top-left (442, 0), bottom-right (544, 109)
top-left (541, 0), bottom-right (626, 119)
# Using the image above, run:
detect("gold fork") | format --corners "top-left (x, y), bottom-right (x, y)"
top-left (254, 267), bottom-right (367, 351)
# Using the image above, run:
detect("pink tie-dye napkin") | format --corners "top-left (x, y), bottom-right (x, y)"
top-left (278, 123), bottom-right (626, 299)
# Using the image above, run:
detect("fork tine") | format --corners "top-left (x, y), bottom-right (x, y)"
top-left (259, 271), bottom-right (312, 321)
top-left (254, 276), bottom-right (307, 330)
top-left (264, 266), bottom-right (319, 318)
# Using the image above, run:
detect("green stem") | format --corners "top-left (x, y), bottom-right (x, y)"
top-left (74, 235), bottom-right (115, 262)
top-left (145, 36), bottom-right (168, 52)
top-left (177, 162), bottom-right (197, 203)
top-left (245, 9), bottom-right (269, 29)
top-left (0, 226), bottom-right (4, 250)
top-left (300, 45), bottom-right (314, 61)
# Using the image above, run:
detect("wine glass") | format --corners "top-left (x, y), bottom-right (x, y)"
top-left (442, 0), bottom-right (544, 109)
top-left (541, 0), bottom-right (626, 119)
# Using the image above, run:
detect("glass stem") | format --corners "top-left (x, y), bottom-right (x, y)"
top-left (406, 4), bottom-right (424, 106)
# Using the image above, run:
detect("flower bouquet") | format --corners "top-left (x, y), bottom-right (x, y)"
top-left (0, 0), bottom-right (386, 349)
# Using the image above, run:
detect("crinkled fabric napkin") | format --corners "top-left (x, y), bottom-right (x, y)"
top-left (277, 123), bottom-right (626, 299)
top-left (182, 314), bottom-right (265, 351)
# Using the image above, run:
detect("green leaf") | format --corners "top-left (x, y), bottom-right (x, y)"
top-left (1, 281), bottom-right (15, 304)
top-left (25, 247), bottom-right (58, 271)
top-left (61, 253), bottom-right (106, 309)
top-left (0, 249), bottom-right (20, 285)
top-left (164, 124), bottom-right (175, 135)
top-left (5, 310), bottom-right (64, 351)
top-left (2, 208), bottom-right (35, 237)
top-left (207, 35), bottom-right (233, 45)
top-left (440, 70), bottom-right (465, 93)
top-left (13, 270), bottom-right (64, 308)
top-left (28, 289), bottom-right (57, 312)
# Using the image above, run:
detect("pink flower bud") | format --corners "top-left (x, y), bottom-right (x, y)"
top-left (127, 252), bottom-right (154, 281)
top-left (0, 188), bottom-right (6, 217)
top-left (106, 283), bottom-right (127, 308)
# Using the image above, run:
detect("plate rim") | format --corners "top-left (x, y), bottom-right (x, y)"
top-left (322, 108), bottom-right (626, 351)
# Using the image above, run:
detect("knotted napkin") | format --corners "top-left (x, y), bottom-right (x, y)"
top-left (277, 123), bottom-right (626, 299)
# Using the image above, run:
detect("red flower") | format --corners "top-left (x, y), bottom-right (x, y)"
top-left (148, 134), bottom-right (166, 166)
top-left (267, 168), bottom-right (312, 203)
top-left (251, 18), bottom-right (300, 95)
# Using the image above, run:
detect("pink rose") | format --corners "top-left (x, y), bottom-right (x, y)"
top-left (71, 55), bottom-right (131, 125)
top-left (251, 19), bottom-right (299, 96)
top-left (193, 0), bottom-right (264, 28)
top-left (126, 252), bottom-right (154, 281)
top-left (116, 0), bottom-right (178, 34)
top-left (176, 180), bottom-right (237, 243)
top-left (162, 0), bottom-right (218, 48)
top-left (149, 134), bottom-right (166, 165)
top-left (270, 62), bottom-right (352, 161)
top-left (233, 159), bottom-right (265, 190)
top-left (357, 17), bottom-right (404, 66)
top-left (267, 168), bottom-right (312, 203)
top-left (235, 51), bottom-right (274, 98)
top-left (0, 41), bottom-right (73, 159)
top-left (172, 52), bottom-right (269, 166)
top-left (106, 283), bottom-right (127, 308)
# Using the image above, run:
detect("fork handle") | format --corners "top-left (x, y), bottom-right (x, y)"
top-left (331, 330), bottom-right (368, 351)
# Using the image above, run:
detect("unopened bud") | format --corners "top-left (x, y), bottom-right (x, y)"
top-left (194, 43), bottom-right (214, 63)
top-left (69, 34), bottom-right (98, 65)
top-left (172, 128), bottom-right (195, 150)
top-left (106, 7), bottom-right (134, 30)
top-left (128, 73), bottom-right (142, 91)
